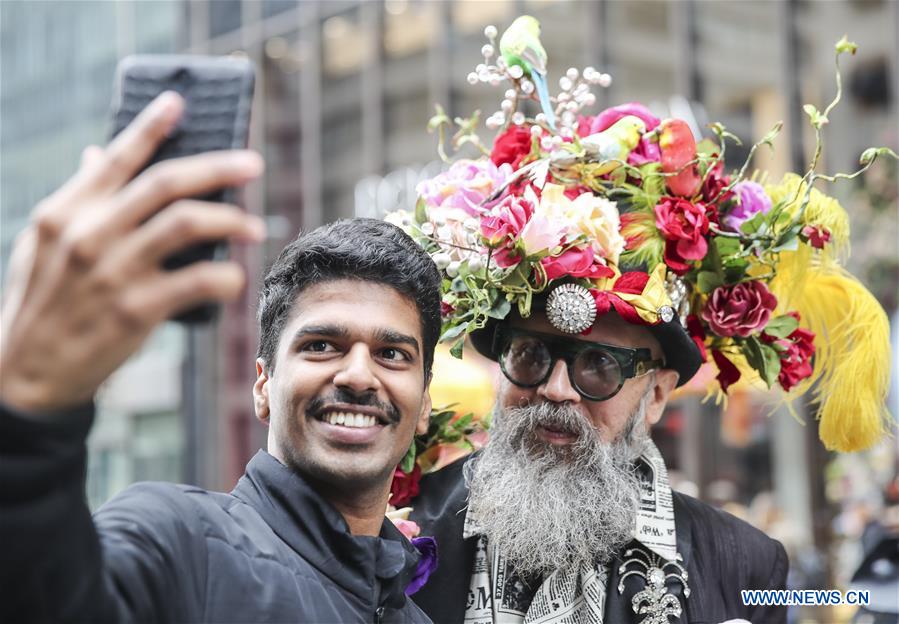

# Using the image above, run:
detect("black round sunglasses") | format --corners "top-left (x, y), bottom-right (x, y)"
top-left (492, 326), bottom-right (664, 401)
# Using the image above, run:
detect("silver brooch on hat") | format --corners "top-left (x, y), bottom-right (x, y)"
top-left (546, 283), bottom-right (596, 334)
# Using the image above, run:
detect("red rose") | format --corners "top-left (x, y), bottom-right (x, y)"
top-left (654, 197), bottom-right (710, 274)
top-left (712, 349), bottom-right (741, 393)
top-left (702, 280), bottom-right (778, 338)
top-left (541, 247), bottom-right (614, 282)
top-left (772, 312), bottom-right (816, 391)
top-left (490, 126), bottom-right (534, 169)
top-left (390, 464), bottom-right (422, 508)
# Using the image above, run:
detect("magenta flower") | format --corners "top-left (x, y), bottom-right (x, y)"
top-left (416, 159), bottom-right (512, 218)
top-left (702, 280), bottom-right (778, 338)
top-left (722, 181), bottom-right (772, 232)
top-left (479, 195), bottom-right (535, 267)
top-left (540, 247), bottom-right (614, 281)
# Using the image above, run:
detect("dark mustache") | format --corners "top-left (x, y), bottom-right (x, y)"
top-left (306, 388), bottom-right (401, 424)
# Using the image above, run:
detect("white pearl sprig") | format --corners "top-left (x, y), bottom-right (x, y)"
top-left (469, 27), bottom-right (614, 138)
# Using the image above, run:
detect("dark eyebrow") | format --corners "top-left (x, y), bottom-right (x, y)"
top-left (373, 328), bottom-right (420, 356)
top-left (291, 324), bottom-right (420, 356)
top-left (291, 324), bottom-right (349, 343)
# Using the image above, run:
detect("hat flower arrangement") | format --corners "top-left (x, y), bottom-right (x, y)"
top-left (387, 17), bottom-right (896, 454)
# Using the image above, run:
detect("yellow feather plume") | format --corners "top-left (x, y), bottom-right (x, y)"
top-left (766, 177), bottom-right (892, 452)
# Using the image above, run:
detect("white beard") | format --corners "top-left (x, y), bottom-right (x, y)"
top-left (465, 391), bottom-right (652, 577)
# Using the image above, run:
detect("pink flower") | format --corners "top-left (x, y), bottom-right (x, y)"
top-left (479, 195), bottom-right (534, 261)
top-left (416, 159), bottom-right (512, 217)
top-left (702, 280), bottom-right (779, 338)
top-left (540, 247), bottom-right (614, 282)
top-left (722, 181), bottom-right (772, 232)
top-left (392, 518), bottom-right (421, 540)
top-left (654, 197), bottom-right (710, 274)
top-left (518, 214), bottom-right (562, 257)
top-left (577, 102), bottom-right (661, 165)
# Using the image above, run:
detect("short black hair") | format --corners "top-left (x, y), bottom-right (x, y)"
top-left (256, 218), bottom-right (442, 381)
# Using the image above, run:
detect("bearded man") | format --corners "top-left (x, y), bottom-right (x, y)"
top-left (409, 303), bottom-right (788, 624)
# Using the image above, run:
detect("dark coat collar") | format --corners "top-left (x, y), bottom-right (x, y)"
top-left (232, 450), bottom-right (420, 609)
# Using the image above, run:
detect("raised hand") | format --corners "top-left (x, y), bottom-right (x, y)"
top-left (0, 92), bottom-right (265, 414)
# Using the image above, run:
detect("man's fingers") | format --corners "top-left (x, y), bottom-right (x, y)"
top-left (127, 201), bottom-right (266, 264)
top-left (111, 150), bottom-right (264, 230)
top-left (80, 145), bottom-right (105, 168)
top-left (92, 91), bottom-right (185, 192)
top-left (132, 261), bottom-right (248, 323)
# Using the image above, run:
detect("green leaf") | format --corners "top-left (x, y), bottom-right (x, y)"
top-left (414, 197), bottom-right (428, 225)
top-left (743, 336), bottom-right (782, 388)
top-left (714, 237), bottom-right (741, 257)
top-left (697, 271), bottom-right (724, 294)
top-left (771, 233), bottom-right (799, 253)
top-left (723, 262), bottom-right (749, 284)
top-left (859, 146), bottom-right (899, 166)
top-left (760, 121), bottom-right (784, 148)
top-left (399, 441), bottom-right (417, 474)
top-left (763, 315), bottom-right (799, 339)
top-left (835, 36), bottom-right (858, 56)
top-left (427, 104), bottom-right (449, 131)
top-left (449, 337), bottom-right (465, 359)
top-left (740, 211), bottom-right (768, 236)
top-left (440, 322), bottom-right (468, 343)
top-left (803, 104), bottom-right (828, 129)
top-left (486, 297), bottom-right (511, 319)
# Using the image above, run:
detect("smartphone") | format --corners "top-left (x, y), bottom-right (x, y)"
top-left (109, 55), bottom-right (256, 323)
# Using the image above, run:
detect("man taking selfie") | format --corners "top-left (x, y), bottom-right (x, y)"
top-left (0, 92), bottom-right (438, 623)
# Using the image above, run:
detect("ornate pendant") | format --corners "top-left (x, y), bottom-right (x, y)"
top-left (546, 283), bottom-right (597, 334)
top-left (617, 546), bottom-right (690, 624)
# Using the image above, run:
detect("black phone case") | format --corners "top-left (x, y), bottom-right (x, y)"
top-left (109, 55), bottom-right (255, 323)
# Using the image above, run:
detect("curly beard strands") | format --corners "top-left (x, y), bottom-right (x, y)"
top-left (465, 390), bottom-right (653, 578)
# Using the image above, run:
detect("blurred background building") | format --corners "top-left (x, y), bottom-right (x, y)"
top-left (2, 1), bottom-right (897, 620)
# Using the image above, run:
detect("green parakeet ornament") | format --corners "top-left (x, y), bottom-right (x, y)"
top-left (500, 15), bottom-right (556, 129)
top-left (580, 115), bottom-right (647, 174)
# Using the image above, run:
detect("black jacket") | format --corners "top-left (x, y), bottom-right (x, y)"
top-left (0, 402), bottom-right (430, 623)
top-left (409, 456), bottom-right (788, 624)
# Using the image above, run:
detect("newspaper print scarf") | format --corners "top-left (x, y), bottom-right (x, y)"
top-left (462, 441), bottom-right (686, 624)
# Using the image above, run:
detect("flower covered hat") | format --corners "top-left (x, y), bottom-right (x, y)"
top-left (386, 17), bottom-right (896, 452)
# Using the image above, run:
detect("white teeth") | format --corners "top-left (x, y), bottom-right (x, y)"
top-left (324, 412), bottom-right (377, 428)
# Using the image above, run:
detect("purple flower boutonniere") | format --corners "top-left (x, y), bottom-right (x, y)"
top-left (406, 536), bottom-right (438, 596)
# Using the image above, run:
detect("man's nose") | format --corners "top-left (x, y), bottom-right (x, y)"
top-left (332, 344), bottom-right (381, 394)
top-left (536, 359), bottom-right (581, 403)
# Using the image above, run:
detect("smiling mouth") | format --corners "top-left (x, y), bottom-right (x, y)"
top-left (315, 410), bottom-right (385, 428)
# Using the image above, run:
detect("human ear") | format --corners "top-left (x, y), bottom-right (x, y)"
top-left (253, 358), bottom-right (271, 425)
top-left (416, 389), bottom-right (432, 436)
top-left (644, 369), bottom-right (679, 426)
